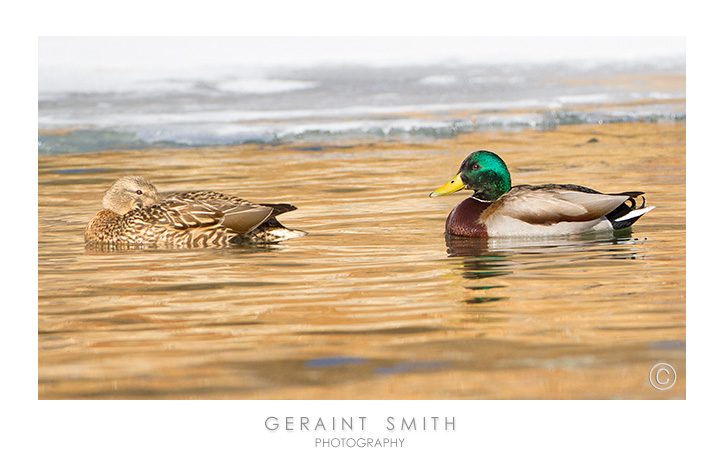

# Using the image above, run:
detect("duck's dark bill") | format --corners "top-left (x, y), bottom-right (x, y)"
top-left (430, 173), bottom-right (465, 197)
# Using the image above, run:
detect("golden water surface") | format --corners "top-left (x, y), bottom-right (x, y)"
top-left (38, 122), bottom-right (686, 399)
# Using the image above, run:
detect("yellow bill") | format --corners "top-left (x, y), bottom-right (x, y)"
top-left (430, 173), bottom-right (466, 197)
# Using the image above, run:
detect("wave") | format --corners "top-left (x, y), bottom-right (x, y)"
top-left (38, 108), bottom-right (685, 155)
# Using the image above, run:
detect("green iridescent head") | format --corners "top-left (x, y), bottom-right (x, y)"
top-left (430, 151), bottom-right (512, 201)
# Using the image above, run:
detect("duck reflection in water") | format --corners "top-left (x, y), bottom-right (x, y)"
top-left (444, 229), bottom-right (639, 258)
top-left (444, 230), bottom-right (644, 306)
top-left (444, 233), bottom-right (512, 306)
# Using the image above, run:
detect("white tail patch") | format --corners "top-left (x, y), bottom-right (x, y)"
top-left (261, 228), bottom-right (308, 242)
top-left (615, 206), bottom-right (656, 222)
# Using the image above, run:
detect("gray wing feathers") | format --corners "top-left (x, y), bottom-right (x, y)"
top-left (497, 188), bottom-right (629, 224)
top-left (220, 206), bottom-right (274, 234)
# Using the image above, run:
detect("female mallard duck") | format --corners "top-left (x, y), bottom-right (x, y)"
top-left (430, 151), bottom-right (654, 237)
top-left (85, 176), bottom-right (306, 246)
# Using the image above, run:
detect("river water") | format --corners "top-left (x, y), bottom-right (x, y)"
top-left (38, 121), bottom-right (685, 399)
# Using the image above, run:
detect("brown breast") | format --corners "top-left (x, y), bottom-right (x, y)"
top-left (445, 197), bottom-right (491, 237)
top-left (85, 209), bottom-right (122, 242)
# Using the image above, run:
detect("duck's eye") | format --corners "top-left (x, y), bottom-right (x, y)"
top-left (472, 164), bottom-right (481, 170)
top-left (136, 190), bottom-right (143, 195)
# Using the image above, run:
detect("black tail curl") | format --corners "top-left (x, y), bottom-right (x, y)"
top-left (606, 192), bottom-right (649, 230)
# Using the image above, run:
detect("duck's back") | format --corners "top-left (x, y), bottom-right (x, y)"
top-left (85, 193), bottom-right (276, 246)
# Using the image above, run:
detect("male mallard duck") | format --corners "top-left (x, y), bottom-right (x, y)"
top-left (85, 176), bottom-right (306, 246)
top-left (430, 151), bottom-right (654, 237)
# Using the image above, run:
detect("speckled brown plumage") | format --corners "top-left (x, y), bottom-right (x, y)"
top-left (85, 177), bottom-right (306, 247)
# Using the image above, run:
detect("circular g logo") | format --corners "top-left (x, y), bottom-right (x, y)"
top-left (649, 363), bottom-right (677, 391)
